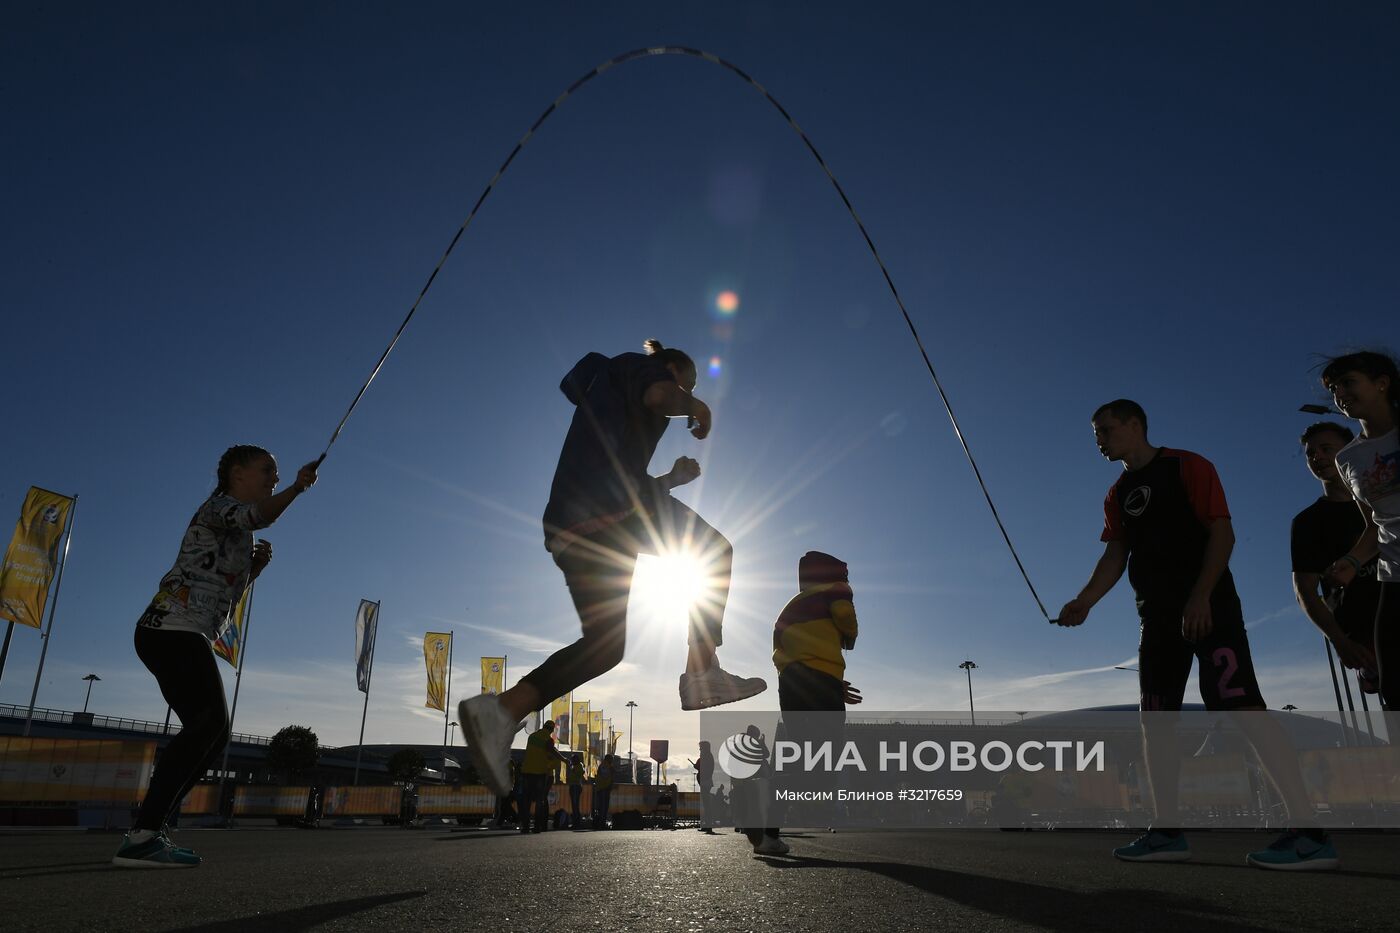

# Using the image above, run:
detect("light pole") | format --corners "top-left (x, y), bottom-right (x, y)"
top-left (626, 700), bottom-right (637, 782)
top-left (959, 660), bottom-right (977, 726)
top-left (81, 673), bottom-right (100, 714)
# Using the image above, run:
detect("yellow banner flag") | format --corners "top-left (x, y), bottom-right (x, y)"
top-left (588, 709), bottom-right (603, 739)
top-left (0, 487), bottom-right (75, 629)
top-left (212, 586), bottom-right (251, 668)
top-left (424, 632), bottom-right (452, 711)
top-left (550, 695), bottom-right (571, 739)
top-left (480, 656), bottom-right (505, 696)
top-left (572, 700), bottom-right (588, 755)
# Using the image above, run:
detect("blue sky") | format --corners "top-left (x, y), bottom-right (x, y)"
top-left (3, 3), bottom-right (1396, 784)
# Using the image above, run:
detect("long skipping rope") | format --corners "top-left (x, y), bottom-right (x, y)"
top-left (315, 45), bottom-right (1055, 623)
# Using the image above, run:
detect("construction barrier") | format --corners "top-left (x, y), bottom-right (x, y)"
top-left (416, 785), bottom-right (496, 817)
top-left (323, 785), bottom-right (401, 818)
top-left (179, 784), bottom-right (222, 816)
top-left (0, 737), bottom-right (154, 805)
top-left (676, 791), bottom-right (703, 819)
top-left (232, 785), bottom-right (311, 818)
top-left (1302, 746), bottom-right (1400, 808)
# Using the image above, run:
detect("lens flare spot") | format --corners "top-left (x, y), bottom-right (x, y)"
top-left (716, 291), bottom-right (740, 315)
top-left (634, 552), bottom-right (707, 630)
top-left (708, 356), bottom-right (723, 378)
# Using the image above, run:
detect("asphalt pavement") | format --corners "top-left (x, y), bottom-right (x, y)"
top-left (0, 826), bottom-right (1394, 932)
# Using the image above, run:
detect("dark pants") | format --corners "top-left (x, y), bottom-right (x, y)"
top-left (522, 497), bottom-right (732, 703)
top-left (1377, 582), bottom-right (1400, 712)
top-left (132, 628), bottom-right (230, 831)
top-left (748, 664), bottom-right (847, 845)
top-left (521, 773), bottom-right (551, 832)
top-left (569, 784), bottom-right (582, 825)
top-left (594, 787), bottom-right (612, 827)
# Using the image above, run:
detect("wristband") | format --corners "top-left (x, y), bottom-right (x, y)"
top-left (1340, 554), bottom-right (1361, 572)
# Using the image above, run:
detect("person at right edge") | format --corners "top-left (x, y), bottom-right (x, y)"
top-left (1320, 351), bottom-right (1400, 712)
top-left (458, 339), bottom-right (767, 798)
top-left (1056, 399), bottom-right (1338, 871)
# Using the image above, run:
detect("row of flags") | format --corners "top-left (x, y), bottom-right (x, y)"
top-left (0, 484), bottom-right (631, 773)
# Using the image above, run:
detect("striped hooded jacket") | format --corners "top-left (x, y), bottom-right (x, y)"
top-left (772, 551), bottom-right (858, 679)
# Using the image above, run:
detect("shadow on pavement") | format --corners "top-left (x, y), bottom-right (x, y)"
top-left (754, 855), bottom-right (1276, 932)
top-left (0, 861), bottom-right (113, 881)
top-left (173, 891), bottom-right (427, 932)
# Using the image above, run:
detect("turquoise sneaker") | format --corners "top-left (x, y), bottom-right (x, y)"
top-left (157, 829), bottom-right (195, 855)
top-left (1246, 831), bottom-right (1339, 871)
top-left (112, 833), bottom-right (201, 869)
top-left (1113, 830), bottom-right (1191, 862)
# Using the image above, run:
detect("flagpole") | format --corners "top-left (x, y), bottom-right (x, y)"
top-left (353, 600), bottom-right (381, 786)
top-left (23, 495), bottom-right (78, 737)
top-left (0, 621), bottom-right (14, 687)
top-left (216, 581), bottom-right (257, 817)
top-left (442, 630), bottom-right (454, 749)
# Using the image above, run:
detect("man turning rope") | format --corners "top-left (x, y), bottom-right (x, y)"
top-left (460, 339), bottom-right (767, 795)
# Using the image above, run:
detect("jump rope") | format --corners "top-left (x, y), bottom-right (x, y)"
top-left (313, 46), bottom-right (1055, 623)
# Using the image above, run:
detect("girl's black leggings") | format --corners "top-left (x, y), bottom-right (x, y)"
top-left (132, 627), bottom-right (230, 831)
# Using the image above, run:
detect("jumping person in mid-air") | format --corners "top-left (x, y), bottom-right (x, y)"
top-left (1056, 400), bottom-right (1337, 871)
top-left (460, 339), bottom-right (766, 795)
top-left (114, 446), bottom-right (317, 868)
top-left (1319, 351), bottom-right (1400, 711)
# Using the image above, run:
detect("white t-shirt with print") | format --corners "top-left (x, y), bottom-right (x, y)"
top-left (1336, 428), bottom-right (1400, 582)
top-left (137, 495), bottom-right (269, 641)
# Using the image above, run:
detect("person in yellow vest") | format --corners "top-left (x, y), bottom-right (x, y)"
top-left (520, 720), bottom-right (565, 834)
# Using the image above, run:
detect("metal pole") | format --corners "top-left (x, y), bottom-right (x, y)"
top-left (82, 675), bottom-right (97, 713)
top-left (627, 700), bottom-right (636, 783)
top-left (217, 581), bottom-right (256, 817)
top-left (23, 495), bottom-right (78, 737)
top-left (959, 660), bottom-right (977, 727)
top-left (966, 668), bottom-right (975, 726)
top-left (442, 630), bottom-right (454, 748)
top-left (353, 600), bottom-right (381, 786)
top-left (0, 621), bottom-right (14, 686)
top-left (1323, 640), bottom-right (1348, 747)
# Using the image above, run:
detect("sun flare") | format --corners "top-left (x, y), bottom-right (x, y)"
top-left (632, 552), bottom-right (708, 627)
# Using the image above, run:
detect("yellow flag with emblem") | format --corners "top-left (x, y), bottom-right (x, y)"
top-left (0, 487), bottom-right (75, 629)
top-left (424, 632), bottom-right (452, 711)
top-left (480, 656), bottom-right (505, 696)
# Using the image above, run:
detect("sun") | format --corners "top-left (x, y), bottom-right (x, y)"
top-left (632, 551), bottom-right (708, 628)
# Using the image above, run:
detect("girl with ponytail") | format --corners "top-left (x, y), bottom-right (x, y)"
top-left (113, 447), bottom-right (318, 868)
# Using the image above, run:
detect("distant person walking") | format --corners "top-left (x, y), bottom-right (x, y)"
top-left (114, 446), bottom-right (318, 868)
top-left (460, 340), bottom-right (765, 795)
top-left (692, 741), bottom-right (715, 833)
top-left (566, 753), bottom-right (585, 829)
top-left (1319, 351), bottom-right (1400, 711)
top-left (593, 755), bottom-right (615, 829)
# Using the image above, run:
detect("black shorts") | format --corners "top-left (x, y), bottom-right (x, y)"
top-left (1137, 588), bottom-right (1264, 712)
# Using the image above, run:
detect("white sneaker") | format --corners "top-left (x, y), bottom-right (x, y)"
top-left (459, 695), bottom-right (521, 796)
top-left (679, 665), bottom-right (768, 710)
top-left (753, 835), bottom-right (790, 856)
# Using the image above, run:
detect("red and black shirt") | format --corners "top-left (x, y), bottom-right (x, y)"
top-left (1101, 448), bottom-right (1235, 616)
